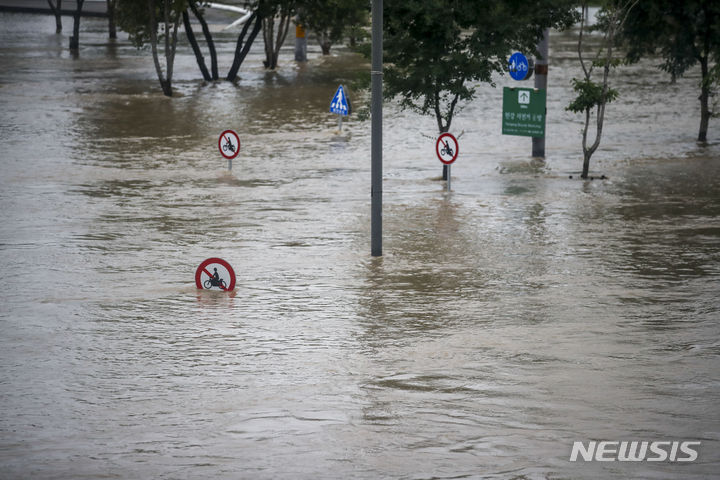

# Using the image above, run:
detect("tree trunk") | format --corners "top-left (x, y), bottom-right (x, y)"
top-left (47, 0), bottom-right (62, 33)
top-left (581, 108), bottom-right (591, 178)
top-left (319, 31), bottom-right (331, 55)
top-left (227, 12), bottom-right (262, 82)
top-left (263, 11), bottom-right (292, 70)
top-left (69, 0), bottom-right (84, 50)
top-left (183, 10), bottom-right (212, 81)
top-left (698, 56), bottom-right (709, 142)
top-left (164, 0), bottom-right (180, 91)
top-left (107, 0), bottom-right (117, 39)
top-left (148, 0), bottom-right (178, 97)
top-left (262, 15), bottom-right (274, 69)
top-left (581, 151), bottom-right (592, 179)
top-left (189, 0), bottom-right (218, 80)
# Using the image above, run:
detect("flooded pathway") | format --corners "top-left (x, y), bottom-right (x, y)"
top-left (1, 12), bottom-right (719, 480)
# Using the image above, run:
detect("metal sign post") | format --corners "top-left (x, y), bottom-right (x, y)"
top-left (218, 130), bottom-right (240, 171)
top-left (436, 132), bottom-right (459, 192)
top-left (532, 29), bottom-right (549, 158)
top-left (370, 0), bottom-right (383, 257)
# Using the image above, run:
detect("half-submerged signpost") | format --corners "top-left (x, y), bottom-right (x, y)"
top-left (329, 85), bottom-right (351, 131)
top-left (218, 129), bottom-right (240, 171)
top-left (506, 50), bottom-right (547, 156)
top-left (195, 257), bottom-right (236, 291)
top-left (436, 132), bottom-right (459, 192)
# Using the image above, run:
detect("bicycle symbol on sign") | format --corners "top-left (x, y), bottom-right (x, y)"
top-left (222, 135), bottom-right (236, 153)
top-left (440, 140), bottom-right (454, 157)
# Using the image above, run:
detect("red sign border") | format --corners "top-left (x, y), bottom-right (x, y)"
top-left (218, 130), bottom-right (240, 160)
top-left (195, 257), bottom-right (236, 291)
top-left (436, 132), bottom-right (459, 165)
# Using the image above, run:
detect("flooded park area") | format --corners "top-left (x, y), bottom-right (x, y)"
top-left (1, 9), bottom-right (719, 480)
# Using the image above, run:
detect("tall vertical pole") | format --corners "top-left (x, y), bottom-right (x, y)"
top-left (532, 28), bottom-right (549, 158)
top-left (370, 0), bottom-right (383, 256)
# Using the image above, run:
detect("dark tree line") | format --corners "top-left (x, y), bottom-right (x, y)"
top-left (112, 0), bottom-right (368, 96)
top-left (39, 0), bottom-right (718, 168)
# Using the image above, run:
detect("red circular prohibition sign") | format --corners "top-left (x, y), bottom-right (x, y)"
top-left (195, 257), bottom-right (236, 291)
top-left (218, 130), bottom-right (240, 160)
top-left (436, 132), bottom-right (459, 165)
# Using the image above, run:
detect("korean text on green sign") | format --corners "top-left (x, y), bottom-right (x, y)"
top-left (502, 87), bottom-right (546, 137)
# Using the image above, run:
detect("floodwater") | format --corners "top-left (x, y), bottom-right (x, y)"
top-left (1, 12), bottom-right (719, 480)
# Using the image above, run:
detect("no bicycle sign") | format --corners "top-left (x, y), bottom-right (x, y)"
top-left (436, 133), bottom-right (459, 165)
top-left (218, 130), bottom-right (240, 160)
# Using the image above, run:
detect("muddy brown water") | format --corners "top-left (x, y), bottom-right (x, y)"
top-left (1, 12), bottom-right (719, 480)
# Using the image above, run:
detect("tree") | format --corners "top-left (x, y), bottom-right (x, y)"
top-left (180, 0), bottom-right (262, 82)
top-left (47, 0), bottom-right (63, 33)
top-left (298, 0), bottom-right (368, 55)
top-left (185, 0), bottom-right (218, 80)
top-left (227, 10), bottom-right (263, 80)
top-left (117, 0), bottom-right (187, 96)
top-left (183, 1), bottom-right (213, 81)
top-left (382, 0), bottom-right (577, 175)
top-left (616, 0), bottom-right (720, 142)
top-left (119, 0), bottom-right (265, 92)
top-left (566, 0), bottom-right (637, 179)
top-left (261, 0), bottom-right (294, 70)
top-left (69, 0), bottom-right (85, 51)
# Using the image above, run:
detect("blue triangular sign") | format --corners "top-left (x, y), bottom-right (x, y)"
top-left (329, 85), bottom-right (351, 116)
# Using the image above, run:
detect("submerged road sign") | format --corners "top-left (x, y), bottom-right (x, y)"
top-left (502, 87), bottom-right (546, 137)
top-left (195, 257), bottom-right (236, 291)
top-left (436, 133), bottom-right (459, 165)
top-left (218, 130), bottom-right (240, 160)
top-left (329, 85), bottom-right (351, 116)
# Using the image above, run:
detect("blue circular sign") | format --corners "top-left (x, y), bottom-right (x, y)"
top-left (508, 52), bottom-right (529, 81)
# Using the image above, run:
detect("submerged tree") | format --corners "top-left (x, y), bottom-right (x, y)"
top-left (382, 0), bottom-right (577, 176)
top-left (298, 0), bottom-right (368, 55)
top-left (227, 9), bottom-right (263, 80)
top-left (47, 0), bottom-right (63, 33)
top-left (566, 0), bottom-right (637, 179)
top-left (180, 0), bottom-right (263, 82)
top-left (118, 0), bottom-right (266, 93)
top-left (616, 0), bottom-right (720, 142)
top-left (69, 0), bottom-right (85, 51)
top-left (117, 0), bottom-right (186, 96)
top-left (261, 0), bottom-right (294, 70)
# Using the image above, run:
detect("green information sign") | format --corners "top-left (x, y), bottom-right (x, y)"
top-left (502, 87), bottom-right (546, 137)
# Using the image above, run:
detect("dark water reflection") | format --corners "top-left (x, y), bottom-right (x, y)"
top-left (1, 12), bottom-right (719, 480)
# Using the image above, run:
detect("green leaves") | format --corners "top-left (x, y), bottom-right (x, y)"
top-left (117, 0), bottom-right (189, 48)
top-left (298, 0), bottom-right (368, 51)
top-left (381, 0), bottom-right (578, 132)
top-left (566, 78), bottom-right (619, 114)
